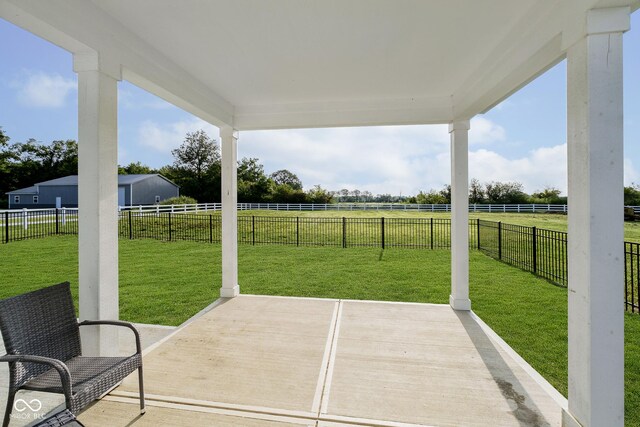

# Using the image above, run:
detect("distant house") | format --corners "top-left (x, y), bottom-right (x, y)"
top-left (6, 174), bottom-right (179, 209)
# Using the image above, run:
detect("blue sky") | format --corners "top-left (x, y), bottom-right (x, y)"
top-left (1, 12), bottom-right (638, 196)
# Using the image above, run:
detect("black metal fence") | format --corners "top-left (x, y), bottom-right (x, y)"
top-left (1, 209), bottom-right (78, 243)
top-left (119, 213), bottom-right (466, 249)
top-left (476, 220), bottom-right (568, 286)
top-left (625, 242), bottom-right (640, 313)
top-left (2, 209), bottom-right (639, 313)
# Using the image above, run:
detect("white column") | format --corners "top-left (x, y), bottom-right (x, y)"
top-left (221, 126), bottom-right (240, 297)
top-left (74, 53), bottom-right (120, 356)
top-left (449, 120), bottom-right (471, 311)
top-left (564, 7), bottom-right (629, 427)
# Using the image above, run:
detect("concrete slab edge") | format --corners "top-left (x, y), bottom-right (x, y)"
top-left (469, 310), bottom-right (569, 410)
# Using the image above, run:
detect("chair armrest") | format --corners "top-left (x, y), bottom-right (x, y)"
top-left (0, 354), bottom-right (73, 408)
top-left (78, 320), bottom-right (142, 354)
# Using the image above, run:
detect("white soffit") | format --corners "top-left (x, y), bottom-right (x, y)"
top-left (1, 0), bottom-right (638, 130)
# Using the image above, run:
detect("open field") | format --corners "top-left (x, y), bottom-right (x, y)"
top-left (236, 209), bottom-right (640, 242)
top-left (0, 235), bottom-right (639, 423)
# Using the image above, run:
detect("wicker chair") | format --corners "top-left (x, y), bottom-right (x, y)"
top-left (0, 282), bottom-right (144, 427)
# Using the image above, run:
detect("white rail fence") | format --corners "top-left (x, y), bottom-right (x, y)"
top-left (116, 202), bottom-right (571, 214)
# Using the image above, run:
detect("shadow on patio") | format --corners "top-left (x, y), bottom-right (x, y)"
top-left (77, 295), bottom-right (564, 427)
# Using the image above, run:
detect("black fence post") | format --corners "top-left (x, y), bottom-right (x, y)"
top-left (476, 218), bottom-right (481, 250)
top-left (296, 216), bottom-right (300, 247)
top-left (209, 215), bottom-right (213, 243)
top-left (168, 212), bottom-right (172, 241)
top-left (381, 217), bottom-right (385, 249)
top-left (498, 221), bottom-right (502, 260)
top-left (55, 209), bottom-right (60, 235)
top-left (532, 226), bottom-right (537, 274)
top-left (342, 217), bottom-right (346, 248)
top-left (624, 243), bottom-right (629, 312)
top-left (430, 218), bottom-right (434, 249)
top-left (4, 211), bottom-right (8, 243)
top-left (128, 210), bottom-right (133, 240)
top-left (252, 216), bottom-right (256, 246)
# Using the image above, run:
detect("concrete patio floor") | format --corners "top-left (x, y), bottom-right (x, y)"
top-left (76, 295), bottom-right (565, 427)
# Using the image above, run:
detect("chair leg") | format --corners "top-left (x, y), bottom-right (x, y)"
top-left (138, 366), bottom-right (145, 415)
top-left (3, 390), bottom-right (16, 427)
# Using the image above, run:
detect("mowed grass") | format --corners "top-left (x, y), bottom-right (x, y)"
top-left (1, 235), bottom-right (639, 424)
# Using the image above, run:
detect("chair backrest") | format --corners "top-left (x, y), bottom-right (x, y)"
top-left (0, 282), bottom-right (81, 387)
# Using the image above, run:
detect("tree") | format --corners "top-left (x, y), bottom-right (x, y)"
top-left (439, 185), bottom-right (451, 204)
top-left (531, 187), bottom-right (564, 204)
top-left (624, 184), bottom-right (640, 206)
top-left (0, 127), bottom-right (12, 207)
top-left (38, 140), bottom-right (78, 179)
top-left (415, 190), bottom-right (447, 204)
top-left (0, 127), bottom-right (13, 174)
top-left (237, 157), bottom-right (272, 202)
top-left (171, 130), bottom-right (220, 179)
top-left (269, 184), bottom-right (307, 203)
top-left (170, 130), bottom-right (221, 201)
top-left (0, 127), bottom-right (8, 146)
top-left (7, 138), bottom-right (78, 187)
top-left (485, 181), bottom-right (528, 204)
top-left (469, 178), bottom-right (485, 203)
top-left (119, 162), bottom-right (157, 175)
top-left (306, 185), bottom-right (334, 204)
top-left (270, 169), bottom-right (303, 190)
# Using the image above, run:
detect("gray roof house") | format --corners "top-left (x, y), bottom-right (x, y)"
top-left (6, 174), bottom-right (179, 209)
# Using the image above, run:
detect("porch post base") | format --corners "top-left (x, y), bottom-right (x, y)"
top-left (220, 285), bottom-right (240, 298)
top-left (449, 295), bottom-right (471, 311)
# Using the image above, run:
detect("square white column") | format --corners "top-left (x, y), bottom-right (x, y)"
top-left (449, 120), bottom-right (471, 311)
top-left (564, 7), bottom-right (629, 427)
top-left (220, 126), bottom-right (240, 298)
top-left (74, 53), bottom-right (120, 356)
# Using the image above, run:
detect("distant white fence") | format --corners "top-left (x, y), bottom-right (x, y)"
top-left (118, 202), bottom-right (572, 214)
top-left (0, 203), bottom-right (578, 218)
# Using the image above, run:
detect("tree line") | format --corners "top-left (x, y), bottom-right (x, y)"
top-left (4, 126), bottom-right (640, 208)
top-left (408, 179), bottom-right (568, 205)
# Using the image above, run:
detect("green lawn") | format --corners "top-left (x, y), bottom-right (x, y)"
top-left (1, 236), bottom-right (639, 424)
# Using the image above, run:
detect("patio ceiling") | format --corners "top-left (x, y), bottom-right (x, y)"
top-left (1, 0), bottom-right (638, 130)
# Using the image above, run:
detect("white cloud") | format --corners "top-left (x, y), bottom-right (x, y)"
top-left (137, 118), bottom-right (217, 152)
top-left (13, 72), bottom-right (76, 108)
top-left (470, 116), bottom-right (506, 144)
top-left (469, 144), bottom-right (567, 194)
